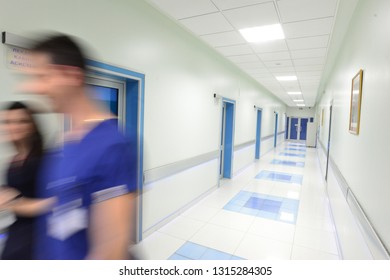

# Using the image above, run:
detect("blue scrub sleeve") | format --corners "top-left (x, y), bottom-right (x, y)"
top-left (90, 142), bottom-right (136, 204)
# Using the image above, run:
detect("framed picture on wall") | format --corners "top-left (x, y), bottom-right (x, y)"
top-left (349, 69), bottom-right (363, 134)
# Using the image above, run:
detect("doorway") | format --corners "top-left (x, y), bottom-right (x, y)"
top-left (274, 112), bottom-right (279, 147)
top-left (219, 99), bottom-right (235, 179)
top-left (86, 60), bottom-right (145, 241)
top-left (325, 104), bottom-right (333, 181)
top-left (287, 117), bottom-right (309, 141)
top-left (255, 109), bottom-right (262, 159)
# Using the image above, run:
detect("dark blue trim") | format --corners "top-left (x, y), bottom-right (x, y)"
top-left (290, 118), bottom-right (298, 140)
top-left (223, 102), bottom-right (235, 178)
top-left (255, 110), bottom-right (262, 159)
top-left (274, 113), bottom-right (278, 147)
top-left (285, 117), bottom-right (289, 139)
top-left (86, 59), bottom-right (145, 241)
top-left (87, 59), bottom-right (145, 79)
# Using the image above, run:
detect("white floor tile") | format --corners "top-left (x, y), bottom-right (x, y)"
top-left (235, 233), bottom-right (292, 260)
top-left (189, 223), bottom-right (246, 254)
top-left (291, 245), bottom-right (339, 260)
top-left (208, 209), bottom-right (256, 232)
top-left (134, 231), bottom-right (185, 260)
top-left (248, 217), bottom-right (296, 243)
top-left (158, 215), bottom-right (205, 240)
top-left (293, 225), bottom-right (339, 255)
top-left (181, 203), bottom-right (220, 222)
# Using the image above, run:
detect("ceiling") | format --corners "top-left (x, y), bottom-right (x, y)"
top-left (146, 0), bottom-right (340, 108)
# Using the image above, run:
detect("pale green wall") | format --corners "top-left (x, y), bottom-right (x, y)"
top-left (317, 0), bottom-right (390, 251)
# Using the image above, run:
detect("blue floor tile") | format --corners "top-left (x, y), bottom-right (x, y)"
top-left (172, 242), bottom-right (245, 260)
top-left (271, 159), bottom-right (305, 167)
top-left (223, 191), bottom-right (299, 224)
top-left (255, 170), bottom-right (303, 185)
top-left (223, 204), bottom-right (242, 212)
top-left (279, 152), bottom-right (306, 158)
top-left (230, 255), bottom-right (245, 260)
top-left (200, 248), bottom-right (232, 260)
top-left (169, 254), bottom-right (192, 260)
top-left (176, 242), bottom-right (207, 259)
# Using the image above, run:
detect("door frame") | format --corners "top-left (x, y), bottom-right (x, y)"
top-left (219, 98), bottom-right (236, 181)
top-left (87, 59), bottom-right (145, 242)
top-left (325, 102), bottom-right (333, 181)
top-left (255, 108), bottom-right (262, 159)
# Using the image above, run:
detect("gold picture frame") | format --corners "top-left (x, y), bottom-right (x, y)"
top-left (349, 69), bottom-right (363, 134)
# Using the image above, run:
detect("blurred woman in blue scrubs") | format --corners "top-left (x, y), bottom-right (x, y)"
top-left (0, 101), bottom-right (43, 259)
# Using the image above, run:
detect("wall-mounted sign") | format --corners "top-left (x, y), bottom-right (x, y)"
top-left (6, 46), bottom-right (33, 71)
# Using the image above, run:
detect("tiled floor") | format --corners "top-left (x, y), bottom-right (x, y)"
top-left (134, 141), bottom-right (340, 260)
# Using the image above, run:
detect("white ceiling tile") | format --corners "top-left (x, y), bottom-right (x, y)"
top-left (252, 73), bottom-right (274, 79)
top-left (257, 51), bottom-right (291, 61)
top-left (212, 0), bottom-right (271, 10)
top-left (227, 54), bottom-right (260, 63)
top-left (287, 35), bottom-right (329, 50)
top-left (245, 68), bottom-right (270, 74)
top-left (277, 0), bottom-right (338, 23)
top-left (237, 61), bottom-right (266, 69)
top-left (296, 71), bottom-right (322, 77)
top-left (222, 2), bottom-right (279, 29)
top-left (269, 67), bottom-right (296, 73)
top-left (283, 17), bottom-right (334, 39)
top-left (293, 57), bottom-right (325, 66)
top-left (263, 60), bottom-right (293, 68)
top-left (215, 44), bottom-right (253, 56)
top-left (200, 31), bottom-right (246, 47)
top-left (148, 0), bottom-right (219, 19)
top-left (290, 48), bottom-right (327, 59)
top-left (294, 65), bottom-right (324, 72)
top-left (179, 13), bottom-right (234, 35)
top-left (252, 40), bottom-right (289, 53)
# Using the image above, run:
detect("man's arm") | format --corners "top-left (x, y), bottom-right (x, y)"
top-left (86, 192), bottom-right (136, 260)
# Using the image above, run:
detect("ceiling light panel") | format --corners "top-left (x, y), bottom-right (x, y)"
top-left (239, 24), bottom-right (285, 43)
top-left (276, 76), bottom-right (297, 81)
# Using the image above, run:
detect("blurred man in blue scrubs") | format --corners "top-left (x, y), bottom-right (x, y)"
top-left (23, 34), bottom-right (137, 259)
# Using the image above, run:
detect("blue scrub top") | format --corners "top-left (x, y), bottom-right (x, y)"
top-left (35, 119), bottom-right (136, 260)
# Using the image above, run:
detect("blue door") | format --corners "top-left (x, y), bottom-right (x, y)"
top-left (290, 118), bottom-right (299, 140)
top-left (300, 118), bottom-right (308, 140)
top-left (285, 117), bottom-right (289, 139)
top-left (220, 100), bottom-right (235, 179)
top-left (255, 110), bottom-right (262, 159)
top-left (274, 113), bottom-right (278, 147)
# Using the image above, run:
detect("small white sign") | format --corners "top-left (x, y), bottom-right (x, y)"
top-left (6, 46), bottom-right (33, 70)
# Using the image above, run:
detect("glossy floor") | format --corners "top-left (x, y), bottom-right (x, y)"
top-left (134, 141), bottom-right (340, 260)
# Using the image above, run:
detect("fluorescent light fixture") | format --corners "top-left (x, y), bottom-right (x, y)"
top-left (239, 24), bottom-right (285, 43)
top-left (293, 99), bottom-right (304, 102)
top-left (276, 76), bottom-right (297, 81)
top-left (297, 104), bottom-right (306, 107)
top-left (287, 91), bottom-right (302, 95)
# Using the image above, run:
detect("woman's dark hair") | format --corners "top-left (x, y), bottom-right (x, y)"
top-left (5, 101), bottom-right (44, 158)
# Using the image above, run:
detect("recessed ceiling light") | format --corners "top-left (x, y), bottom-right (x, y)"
top-left (239, 24), bottom-right (285, 43)
top-left (276, 76), bottom-right (297, 81)
top-left (293, 99), bottom-right (304, 102)
top-left (287, 91), bottom-right (302, 95)
top-left (297, 104), bottom-right (306, 107)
